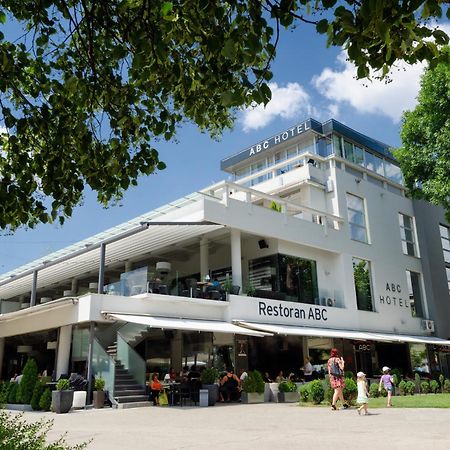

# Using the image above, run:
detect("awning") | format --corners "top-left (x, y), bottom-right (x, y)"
top-left (234, 321), bottom-right (450, 345)
top-left (105, 313), bottom-right (270, 337)
top-left (234, 321), bottom-right (379, 341)
top-left (365, 332), bottom-right (450, 346)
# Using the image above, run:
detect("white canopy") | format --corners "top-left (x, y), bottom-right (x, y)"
top-left (106, 313), bottom-right (270, 337)
top-left (234, 321), bottom-right (450, 345)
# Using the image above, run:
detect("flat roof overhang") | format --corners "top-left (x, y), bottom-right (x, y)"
top-left (0, 222), bottom-right (224, 300)
top-left (234, 321), bottom-right (450, 345)
top-left (104, 312), bottom-right (270, 337)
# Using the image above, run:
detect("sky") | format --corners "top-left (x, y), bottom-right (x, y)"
top-left (1, 19), bottom-right (449, 276)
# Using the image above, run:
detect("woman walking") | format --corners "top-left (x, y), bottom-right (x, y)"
top-left (327, 348), bottom-right (348, 410)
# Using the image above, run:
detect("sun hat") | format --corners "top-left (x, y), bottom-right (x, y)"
top-left (357, 371), bottom-right (365, 377)
top-left (382, 366), bottom-right (390, 372)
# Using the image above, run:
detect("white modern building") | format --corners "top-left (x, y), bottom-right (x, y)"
top-left (1, 118), bottom-right (449, 405)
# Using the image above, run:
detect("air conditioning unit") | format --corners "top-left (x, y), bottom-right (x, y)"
top-left (421, 319), bottom-right (435, 333)
top-left (326, 179), bottom-right (334, 193)
top-left (326, 298), bottom-right (336, 307)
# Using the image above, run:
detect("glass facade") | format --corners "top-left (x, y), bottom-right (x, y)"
top-left (248, 253), bottom-right (318, 304)
top-left (440, 224), bottom-right (450, 292)
top-left (346, 193), bottom-right (368, 243)
top-left (406, 270), bottom-right (424, 318)
top-left (352, 257), bottom-right (374, 311)
top-left (399, 213), bottom-right (417, 257)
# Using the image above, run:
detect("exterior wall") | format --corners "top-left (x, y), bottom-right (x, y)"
top-left (413, 199), bottom-right (450, 338)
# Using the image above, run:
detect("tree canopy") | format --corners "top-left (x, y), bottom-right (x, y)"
top-left (0, 0), bottom-right (449, 230)
top-left (395, 47), bottom-right (450, 221)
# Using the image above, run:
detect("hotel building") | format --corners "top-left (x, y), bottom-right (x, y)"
top-left (1, 118), bottom-right (449, 405)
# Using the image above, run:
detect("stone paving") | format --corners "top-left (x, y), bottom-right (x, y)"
top-left (19, 403), bottom-right (450, 450)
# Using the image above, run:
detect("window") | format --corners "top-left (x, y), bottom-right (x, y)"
top-left (352, 257), bottom-right (374, 311)
top-left (248, 254), bottom-right (319, 304)
top-left (399, 214), bottom-right (417, 256)
top-left (332, 134), bottom-right (344, 157)
top-left (384, 161), bottom-right (404, 185)
top-left (365, 152), bottom-right (384, 176)
top-left (406, 270), bottom-right (424, 318)
top-left (440, 225), bottom-right (450, 292)
top-left (346, 194), bottom-right (368, 243)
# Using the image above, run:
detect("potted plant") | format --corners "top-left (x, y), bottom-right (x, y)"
top-left (51, 379), bottom-right (73, 414)
top-left (278, 380), bottom-right (299, 403)
top-left (200, 367), bottom-right (219, 406)
top-left (93, 377), bottom-right (106, 408)
top-left (241, 370), bottom-right (265, 404)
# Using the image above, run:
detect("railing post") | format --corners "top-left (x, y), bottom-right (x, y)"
top-left (86, 322), bottom-right (95, 405)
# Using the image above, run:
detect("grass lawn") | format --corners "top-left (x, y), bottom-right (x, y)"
top-left (299, 393), bottom-right (450, 408)
top-left (368, 393), bottom-right (450, 408)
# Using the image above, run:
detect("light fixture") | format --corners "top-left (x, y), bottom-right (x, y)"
top-left (156, 262), bottom-right (171, 274)
top-left (17, 345), bottom-right (32, 353)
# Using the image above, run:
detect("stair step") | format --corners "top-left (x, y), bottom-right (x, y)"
top-left (115, 395), bottom-right (149, 403)
top-left (114, 389), bottom-right (145, 396)
top-left (116, 401), bottom-right (152, 409)
top-left (115, 384), bottom-right (143, 391)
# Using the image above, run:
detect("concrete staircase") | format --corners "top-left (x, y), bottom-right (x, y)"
top-left (114, 362), bottom-right (150, 409)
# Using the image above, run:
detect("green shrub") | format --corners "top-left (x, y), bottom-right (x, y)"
top-left (0, 381), bottom-right (10, 406)
top-left (430, 379), bottom-right (440, 394)
top-left (309, 380), bottom-right (324, 404)
top-left (391, 368), bottom-right (402, 380)
top-left (439, 374), bottom-right (445, 392)
top-left (94, 377), bottom-right (105, 391)
top-left (405, 381), bottom-right (416, 395)
top-left (7, 383), bottom-right (18, 404)
top-left (369, 382), bottom-right (380, 398)
top-left (56, 379), bottom-right (70, 391)
top-left (343, 378), bottom-right (357, 405)
top-left (31, 380), bottom-right (44, 411)
top-left (242, 370), bottom-right (264, 394)
top-left (17, 358), bottom-right (39, 404)
top-left (325, 384), bottom-right (334, 404)
top-left (0, 410), bottom-right (89, 449)
top-left (420, 381), bottom-right (430, 394)
top-left (398, 380), bottom-right (407, 396)
top-left (39, 389), bottom-right (52, 412)
top-left (392, 374), bottom-right (400, 387)
top-left (279, 380), bottom-right (297, 393)
top-left (299, 384), bottom-right (310, 403)
top-left (444, 379), bottom-right (450, 393)
top-left (344, 371), bottom-right (354, 380)
top-left (200, 367), bottom-right (219, 384)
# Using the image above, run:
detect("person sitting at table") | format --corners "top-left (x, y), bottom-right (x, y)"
top-left (164, 367), bottom-right (177, 383)
top-left (263, 371), bottom-right (273, 383)
top-left (219, 367), bottom-right (241, 402)
top-left (149, 373), bottom-right (163, 406)
top-left (205, 278), bottom-right (223, 299)
top-left (275, 370), bottom-right (285, 383)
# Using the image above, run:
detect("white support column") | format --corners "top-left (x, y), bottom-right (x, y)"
top-left (230, 229), bottom-right (242, 289)
top-left (56, 325), bottom-right (72, 378)
top-left (200, 236), bottom-right (209, 281)
top-left (0, 337), bottom-right (5, 379)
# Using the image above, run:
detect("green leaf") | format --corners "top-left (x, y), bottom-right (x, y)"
top-left (161, 2), bottom-right (173, 16)
top-left (0, 11), bottom-right (6, 24)
top-left (316, 19), bottom-right (329, 34)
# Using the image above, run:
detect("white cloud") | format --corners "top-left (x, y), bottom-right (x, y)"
top-left (240, 82), bottom-right (312, 132)
top-left (312, 53), bottom-right (425, 123)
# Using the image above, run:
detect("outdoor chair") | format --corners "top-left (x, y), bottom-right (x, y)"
top-left (209, 290), bottom-right (222, 300)
top-left (189, 379), bottom-right (202, 406)
top-left (179, 381), bottom-right (191, 406)
top-left (158, 285), bottom-right (168, 295)
top-left (230, 285), bottom-right (240, 295)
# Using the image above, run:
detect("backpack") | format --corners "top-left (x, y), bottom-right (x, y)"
top-left (330, 359), bottom-right (343, 378)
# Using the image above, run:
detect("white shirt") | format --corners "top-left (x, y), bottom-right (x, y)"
top-left (303, 362), bottom-right (313, 376)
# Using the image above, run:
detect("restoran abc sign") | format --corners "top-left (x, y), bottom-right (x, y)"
top-left (258, 301), bottom-right (327, 322)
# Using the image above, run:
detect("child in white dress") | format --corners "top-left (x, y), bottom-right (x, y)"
top-left (356, 371), bottom-right (369, 415)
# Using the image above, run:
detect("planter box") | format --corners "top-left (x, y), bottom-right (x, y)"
top-left (6, 404), bottom-right (33, 411)
top-left (278, 391), bottom-right (299, 403)
top-left (202, 384), bottom-right (219, 406)
top-left (52, 390), bottom-right (74, 414)
top-left (93, 390), bottom-right (106, 409)
top-left (241, 392), bottom-right (264, 404)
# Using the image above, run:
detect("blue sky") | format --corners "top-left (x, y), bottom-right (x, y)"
top-left (1, 20), bottom-right (449, 275)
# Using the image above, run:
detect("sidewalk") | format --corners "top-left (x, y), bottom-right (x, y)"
top-left (20, 403), bottom-right (450, 450)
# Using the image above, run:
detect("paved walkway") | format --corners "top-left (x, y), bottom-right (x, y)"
top-left (19, 403), bottom-right (450, 450)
